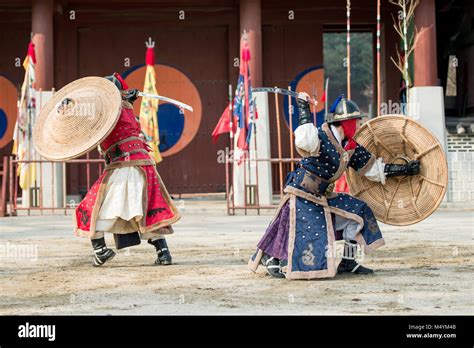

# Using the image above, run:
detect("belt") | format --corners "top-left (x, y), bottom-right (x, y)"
top-left (103, 136), bottom-right (151, 165)
top-left (297, 164), bottom-right (334, 196)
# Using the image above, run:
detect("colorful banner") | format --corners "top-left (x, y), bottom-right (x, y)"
top-left (233, 39), bottom-right (257, 153)
top-left (12, 42), bottom-right (37, 190)
top-left (139, 46), bottom-right (162, 164)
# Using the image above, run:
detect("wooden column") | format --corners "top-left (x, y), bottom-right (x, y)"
top-left (32, 0), bottom-right (54, 90)
top-left (413, 0), bottom-right (438, 87)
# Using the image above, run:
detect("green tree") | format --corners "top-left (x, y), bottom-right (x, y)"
top-left (323, 32), bottom-right (374, 116)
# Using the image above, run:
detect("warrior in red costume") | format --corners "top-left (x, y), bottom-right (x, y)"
top-left (73, 73), bottom-right (180, 267)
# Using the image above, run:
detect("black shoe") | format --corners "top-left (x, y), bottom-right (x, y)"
top-left (148, 238), bottom-right (173, 265)
top-left (337, 259), bottom-right (374, 275)
top-left (260, 253), bottom-right (285, 279)
top-left (337, 240), bottom-right (374, 275)
top-left (91, 237), bottom-right (116, 267)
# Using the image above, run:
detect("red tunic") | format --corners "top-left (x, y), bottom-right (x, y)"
top-left (73, 101), bottom-right (180, 237)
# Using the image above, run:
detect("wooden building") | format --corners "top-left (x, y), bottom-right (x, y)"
top-left (0, 0), bottom-right (472, 197)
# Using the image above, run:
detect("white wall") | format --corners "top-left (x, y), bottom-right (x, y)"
top-left (408, 87), bottom-right (447, 150)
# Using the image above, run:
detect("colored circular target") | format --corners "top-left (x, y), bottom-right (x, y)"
top-left (284, 65), bottom-right (326, 131)
top-left (0, 75), bottom-right (18, 149)
top-left (123, 64), bottom-right (202, 157)
top-left (156, 103), bottom-right (185, 152)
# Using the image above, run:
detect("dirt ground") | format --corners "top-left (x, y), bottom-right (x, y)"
top-left (0, 200), bottom-right (473, 315)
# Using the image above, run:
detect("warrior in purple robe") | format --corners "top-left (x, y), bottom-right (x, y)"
top-left (248, 92), bottom-right (420, 279)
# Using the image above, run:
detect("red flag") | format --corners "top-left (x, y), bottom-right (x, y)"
top-left (211, 104), bottom-right (236, 144)
top-left (237, 127), bottom-right (248, 150)
top-left (27, 42), bottom-right (36, 64)
top-left (320, 91), bottom-right (326, 103)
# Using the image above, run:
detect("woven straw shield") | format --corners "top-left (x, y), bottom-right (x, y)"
top-left (346, 115), bottom-right (448, 226)
top-left (33, 76), bottom-right (122, 161)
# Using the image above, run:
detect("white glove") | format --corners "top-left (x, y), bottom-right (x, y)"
top-left (294, 123), bottom-right (319, 155)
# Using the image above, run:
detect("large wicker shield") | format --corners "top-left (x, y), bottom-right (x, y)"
top-left (346, 115), bottom-right (448, 226)
top-left (33, 76), bottom-right (122, 161)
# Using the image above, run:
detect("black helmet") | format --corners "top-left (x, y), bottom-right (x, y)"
top-left (326, 94), bottom-right (365, 124)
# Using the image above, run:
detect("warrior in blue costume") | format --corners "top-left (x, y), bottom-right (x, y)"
top-left (248, 92), bottom-right (420, 279)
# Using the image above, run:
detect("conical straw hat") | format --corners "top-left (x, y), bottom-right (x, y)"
top-left (33, 76), bottom-right (122, 161)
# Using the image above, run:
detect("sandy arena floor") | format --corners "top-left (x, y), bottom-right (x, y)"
top-left (0, 200), bottom-right (472, 315)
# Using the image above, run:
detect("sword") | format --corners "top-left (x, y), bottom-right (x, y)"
top-left (325, 77), bottom-right (329, 115)
top-left (137, 92), bottom-right (194, 112)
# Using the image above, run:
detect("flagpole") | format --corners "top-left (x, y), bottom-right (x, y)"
top-left (26, 88), bottom-right (30, 210)
top-left (311, 83), bottom-right (317, 127)
top-left (246, 125), bottom-right (252, 207)
top-left (243, 32), bottom-right (251, 210)
top-left (14, 103), bottom-right (20, 177)
top-left (346, 0), bottom-right (351, 99)
top-left (140, 38), bottom-right (162, 164)
top-left (38, 88), bottom-right (43, 214)
top-left (376, 0), bottom-right (381, 116)
top-left (226, 84), bottom-right (234, 214)
top-left (27, 77), bottom-right (35, 209)
top-left (402, 0), bottom-right (409, 109)
top-left (325, 77), bottom-right (329, 115)
top-left (274, 87), bottom-right (283, 198)
top-left (228, 83), bottom-right (233, 157)
top-left (252, 97), bottom-right (260, 214)
top-left (288, 85), bottom-right (294, 171)
top-left (243, 146), bottom-right (248, 214)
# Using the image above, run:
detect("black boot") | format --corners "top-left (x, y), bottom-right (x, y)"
top-left (260, 253), bottom-right (286, 279)
top-left (148, 238), bottom-right (173, 265)
top-left (91, 237), bottom-right (116, 267)
top-left (337, 240), bottom-right (374, 275)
